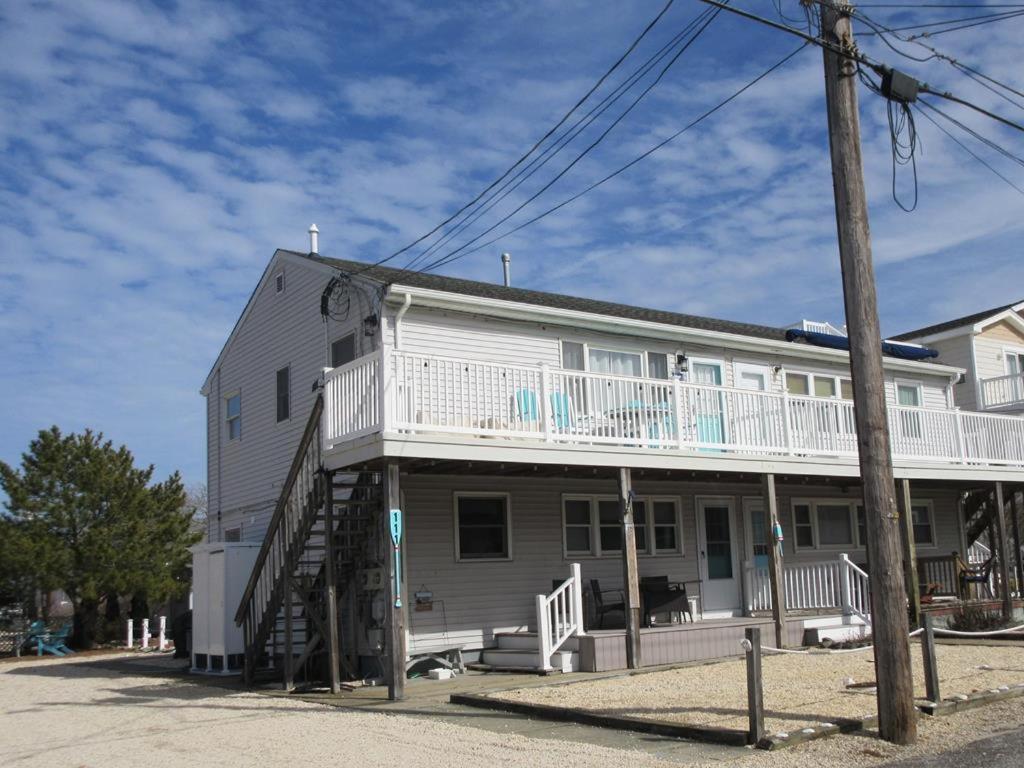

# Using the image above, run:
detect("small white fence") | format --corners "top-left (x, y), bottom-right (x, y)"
top-left (536, 563), bottom-right (584, 672)
top-left (980, 372), bottom-right (1024, 410)
top-left (126, 617), bottom-right (168, 651)
top-left (745, 553), bottom-right (871, 623)
top-left (321, 349), bottom-right (1024, 467)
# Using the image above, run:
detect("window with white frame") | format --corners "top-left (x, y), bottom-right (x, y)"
top-left (454, 494), bottom-right (511, 561)
top-left (647, 351), bottom-right (669, 379)
top-left (791, 499), bottom-right (856, 550)
top-left (857, 500), bottom-right (935, 547)
top-left (786, 371), bottom-right (853, 399)
top-left (589, 347), bottom-right (643, 377)
top-left (561, 341), bottom-right (585, 371)
top-left (560, 340), bottom-right (668, 379)
top-left (896, 380), bottom-right (923, 407)
top-left (894, 380), bottom-right (924, 438)
top-left (562, 495), bottom-right (681, 557)
top-left (225, 393), bottom-right (241, 441)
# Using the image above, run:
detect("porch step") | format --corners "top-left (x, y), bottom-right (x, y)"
top-left (479, 647), bottom-right (579, 673)
top-left (494, 632), bottom-right (580, 652)
top-left (802, 615), bottom-right (871, 645)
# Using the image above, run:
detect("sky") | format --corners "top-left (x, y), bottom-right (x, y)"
top-left (1, 0), bottom-right (1022, 489)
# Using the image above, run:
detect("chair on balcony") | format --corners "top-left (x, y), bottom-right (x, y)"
top-left (512, 389), bottom-right (541, 431)
top-left (590, 579), bottom-right (625, 629)
top-left (958, 556), bottom-right (995, 600)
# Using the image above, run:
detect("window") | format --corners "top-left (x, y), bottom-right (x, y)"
top-left (455, 495), bottom-right (510, 561)
top-left (814, 377), bottom-right (837, 398)
top-left (561, 341), bottom-right (585, 371)
top-left (840, 378), bottom-right (854, 400)
top-left (561, 496), bottom-right (680, 557)
top-left (225, 393), bottom-right (241, 440)
top-left (786, 373), bottom-right (809, 396)
top-left (911, 502), bottom-right (935, 546)
top-left (274, 272), bottom-right (285, 293)
top-left (895, 380), bottom-right (924, 438)
top-left (647, 352), bottom-right (669, 379)
top-left (564, 499), bottom-right (593, 555)
top-left (588, 348), bottom-right (643, 377)
top-left (896, 381), bottom-right (922, 407)
top-left (331, 333), bottom-right (356, 368)
top-left (817, 503), bottom-right (854, 546)
top-left (276, 366), bottom-right (290, 422)
top-left (792, 499), bottom-right (857, 549)
top-left (793, 503), bottom-right (814, 548)
top-left (223, 526), bottom-right (241, 542)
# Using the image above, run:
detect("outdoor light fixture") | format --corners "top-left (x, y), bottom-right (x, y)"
top-left (675, 353), bottom-right (689, 373)
top-left (363, 313), bottom-right (379, 336)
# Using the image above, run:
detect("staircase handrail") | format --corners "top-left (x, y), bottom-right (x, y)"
top-left (839, 553), bottom-right (871, 625)
top-left (234, 394), bottom-right (324, 625)
top-left (535, 563), bottom-right (583, 671)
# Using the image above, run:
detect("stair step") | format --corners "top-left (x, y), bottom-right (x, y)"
top-left (494, 632), bottom-right (580, 652)
top-left (480, 648), bottom-right (578, 673)
top-left (466, 663), bottom-right (553, 675)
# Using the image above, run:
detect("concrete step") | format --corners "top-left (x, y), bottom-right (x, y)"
top-left (494, 632), bottom-right (580, 652)
top-left (480, 647), bottom-right (578, 673)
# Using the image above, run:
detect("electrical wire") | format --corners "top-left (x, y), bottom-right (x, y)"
top-left (857, 8), bottom-right (1024, 36)
top-left (343, 0), bottom-right (677, 277)
top-left (396, 6), bottom-right (719, 276)
top-left (918, 97), bottom-right (1024, 168)
top-left (905, 8), bottom-right (1024, 39)
top-left (859, 66), bottom-right (921, 211)
top-left (409, 44), bottom-right (809, 276)
top-left (406, 5), bottom-right (726, 277)
top-left (913, 102), bottom-right (1024, 195)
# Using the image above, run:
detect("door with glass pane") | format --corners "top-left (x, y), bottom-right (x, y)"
top-left (895, 381), bottom-right (923, 442)
top-left (735, 364), bottom-right (770, 447)
top-left (1007, 350), bottom-right (1024, 402)
top-left (743, 498), bottom-right (770, 569)
top-left (692, 361), bottom-right (726, 448)
top-left (697, 498), bottom-right (741, 613)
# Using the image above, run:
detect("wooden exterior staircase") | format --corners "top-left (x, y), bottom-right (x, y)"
top-left (234, 393), bottom-right (383, 689)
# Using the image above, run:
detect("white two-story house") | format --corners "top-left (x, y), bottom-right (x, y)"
top-left (197, 237), bottom-right (1024, 695)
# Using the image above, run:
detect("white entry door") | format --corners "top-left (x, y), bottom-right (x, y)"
top-left (696, 497), bottom-right (741, 614)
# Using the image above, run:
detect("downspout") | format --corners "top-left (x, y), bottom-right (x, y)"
top-left (945, 372), bottom-right (958, 409)
top-left (394, 292), bottom-right (412, 350)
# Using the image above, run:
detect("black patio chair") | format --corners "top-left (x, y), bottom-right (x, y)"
top-left (640, 575), bottom-right (693, 624)
top-left (959, 556), bottom-right (995, 599)
top-left (590, 579), bottom-right (625, 629)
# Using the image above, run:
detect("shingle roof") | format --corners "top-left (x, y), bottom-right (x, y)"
top-left (891, 299), bottom-right (1024, 341)
top-left (290, 250), bottom-right (791, 342)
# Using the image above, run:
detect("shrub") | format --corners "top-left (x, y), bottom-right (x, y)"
top-left (947, 605), bottom-right (1008, 633)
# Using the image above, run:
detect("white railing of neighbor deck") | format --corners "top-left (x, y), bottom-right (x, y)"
top-left (744, 554), bottom-right (870, 623)
top-left (980, 372), bottom-right (1024, 410)
top-left (320, 349), bottom-right (1024, 467)
top-left (535, 563), bottom-right (584, 672)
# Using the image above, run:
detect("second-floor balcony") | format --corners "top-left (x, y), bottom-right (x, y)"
top-left (323, 350), bottom-right (1024, 470)
top-left (980, 372), bottom-right (1024, 411)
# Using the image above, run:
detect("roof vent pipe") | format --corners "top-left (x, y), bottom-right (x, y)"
top-left (309, 224), bottom-right (319, 255)
top-left (501, 252), bottom-right (511, 287)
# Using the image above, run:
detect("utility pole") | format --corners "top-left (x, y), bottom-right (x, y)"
top-left (819, 0), bottom-right (917, 745)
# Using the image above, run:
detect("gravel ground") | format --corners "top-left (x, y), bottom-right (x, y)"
top-left (495, 642), bottom-right (1024, 734)
top-left (2, 649), bottom-right (1023, 768)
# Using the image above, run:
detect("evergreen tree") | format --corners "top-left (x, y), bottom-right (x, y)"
top-left (0, 427), bottom-right (200, 648)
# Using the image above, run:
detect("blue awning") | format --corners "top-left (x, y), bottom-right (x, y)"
top-left (785, 329), bottom-right (939, 361)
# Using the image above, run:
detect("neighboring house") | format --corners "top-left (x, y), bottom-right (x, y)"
top-left (893, 300), bottom-right (1024, 414)
top-left (199, 236), bottom-right (1024, 693)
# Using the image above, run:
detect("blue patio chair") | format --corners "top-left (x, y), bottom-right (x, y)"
top-left (512, 389), bottom-right (541, 428)
top-left (36, 623), bottom-right (73, 657)
top-left (19, 620), bottom-right (47, 653)
top-left (550, 392), bottom-right (574, 430)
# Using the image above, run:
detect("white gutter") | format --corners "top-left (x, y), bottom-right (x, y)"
top-left (394, 292), bottom-right (412, 350)
top-left (384, 285), bottom-right (965, 378)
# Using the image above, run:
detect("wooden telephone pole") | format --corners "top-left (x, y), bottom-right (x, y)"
top-left (819, 1), bottom-right (917, 744)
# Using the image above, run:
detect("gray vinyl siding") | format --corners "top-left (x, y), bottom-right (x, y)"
top-left (386, 304), bottom-right (953, 409)
top-left (401, 474), bottom-right (964, 653)
top-left (927, 334), bottom-right (977, 410)
top-left (206, 257), bottom-right (370, 542)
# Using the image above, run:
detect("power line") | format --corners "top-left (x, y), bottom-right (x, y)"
top-left (413, 44), bottom-right (809, 276)
top-left (918, 97), bottom-right (1024, 168)
top-left (398, 7), bottom-right (718, 276)
top-left (405, 5), bottom-right (726, 277)
top-left (912, 102), bottom-right (1024, 195)
top-left (856, 3), bottom-right (1024, 7)
top-left (859, 8), bottom-right (1024, 35)
top-left (904, 8), bottom-right (1024, 38)
top-left (345, 0), bottom-right (677, 277)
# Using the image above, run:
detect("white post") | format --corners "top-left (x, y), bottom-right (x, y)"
top-left (141, 618), bottom-right (150, 650)
top-left (380, 346), bottom-right (393, 433)
top-left (321, 366), bottom-right (333, 449)
top-left (571, 563), bottom-right (585, 636)
top-left (540, 364), bottom-right (553, 442)
top-left (535, 594), bottom-right (553, 671)
top-left (953, 409), bottom-right (968, 464)
top-left (782, 392), bottom-right (794, 455)
top-left (742, 560), bottom-right (754, 615)
top-left (126, 619), bottom-right (134, 649)
top-left (673, 379), bottom-right (686, 450)
top-left (839, 554), bottom-right (852, 615)
top-left (158, 616), bottom-right (167, 651)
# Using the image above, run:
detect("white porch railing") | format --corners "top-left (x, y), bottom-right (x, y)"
top-left (744, 553), bottom-right (871, 624)
top-left (536, 563), bottom-right (584, 672)
top-left (320, 349), bottom-right (1024, 467)
top-left (980, 372), bottom-right (1024, 410)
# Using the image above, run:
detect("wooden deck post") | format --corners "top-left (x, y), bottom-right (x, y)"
top-left (283, 578), bottom-right (294, 692)
top-left (993, 482), bottom-right (1014, 620)
top-left (745, 627), bottom-right (765, 746)
top-left (896, 478), bottom-right (921, 627)
top-left (384, 463), bottom-right (407, 700)
top-left (761, 474), bottom-right (786, 649)
top-left (920, 613), bottom-right (940, 704)
top-left (1012, 491), bottom-right (1024, 598)
top-left (323, 471), bottom-right (341, 695)
top-left (618, 468), bottom-right (642, 669)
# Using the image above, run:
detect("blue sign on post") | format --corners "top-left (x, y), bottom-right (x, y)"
top-left (390, 509), bottom-right (403, 608)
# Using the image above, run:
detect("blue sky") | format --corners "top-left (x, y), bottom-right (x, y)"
top-left (1, 0), bottom-right (1022, 489)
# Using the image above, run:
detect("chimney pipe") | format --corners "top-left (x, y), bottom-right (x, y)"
top-left (309, 223), bottom-right (319, 255)
top-left (501, 252), bottom-right (511, 287)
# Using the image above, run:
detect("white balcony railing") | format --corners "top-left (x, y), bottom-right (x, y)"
top-left (980, 372), bottom-right (1024, 410)
top-left (322, 349), bottom-right (1024, 467)
top-left (744, 553), bottom-right (871, 623)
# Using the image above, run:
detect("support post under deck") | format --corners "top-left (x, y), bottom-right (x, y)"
top-left (323, 472), bottom-right (341, 694)
top-left (994, 482), bottom-right (1014, 620)
top-left (761, 474), bottom-right (786, 649)
top-left (618, 468), bottom-right (642, 669)
top-left (897, 478), bottom-right (921, 627)
top-left (384, 463), bottom-right (407, 700)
